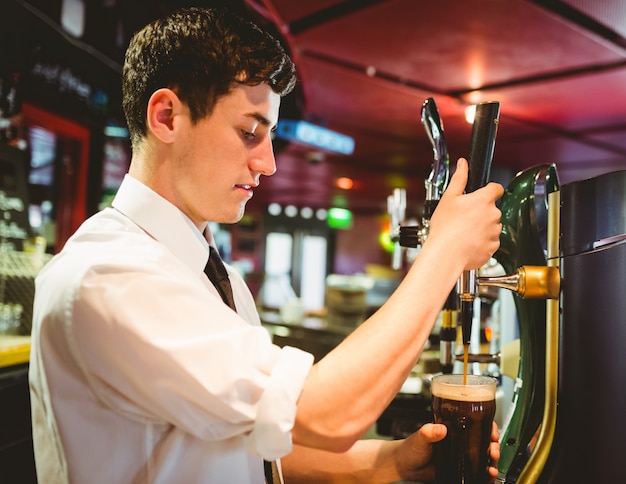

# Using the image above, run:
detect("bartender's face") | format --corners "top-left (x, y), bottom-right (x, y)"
top-left (172, 82), bottom-right (280, 227)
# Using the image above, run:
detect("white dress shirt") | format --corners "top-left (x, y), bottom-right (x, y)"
top-left (29, 174), bottom-right (314, 483)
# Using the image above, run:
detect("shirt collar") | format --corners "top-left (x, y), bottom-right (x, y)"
top-left (111, 174), bottom-right (209, 274)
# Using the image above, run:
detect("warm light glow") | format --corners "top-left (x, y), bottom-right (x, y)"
top-left (465, 104), bottom-right (477, 124)
top-left (466, 53), bottom-right (485, 91)
top-left (336, 177), bottom-right (354, 190)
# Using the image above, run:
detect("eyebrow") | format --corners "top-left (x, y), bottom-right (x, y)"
top-left (246, 112), bottom-right (275, 130)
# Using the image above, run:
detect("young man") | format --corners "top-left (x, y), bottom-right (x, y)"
top-left (29, 7), bottom-right (503, 483)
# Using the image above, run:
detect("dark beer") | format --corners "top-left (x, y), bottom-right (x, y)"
top-left (432, 374), bottom-right (496, 484)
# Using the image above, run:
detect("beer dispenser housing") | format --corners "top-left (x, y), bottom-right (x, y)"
top-left (536, 170), bottom-right (626, 482)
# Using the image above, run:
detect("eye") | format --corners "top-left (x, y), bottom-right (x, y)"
top-left (242, 129), bottom-right (256, 140)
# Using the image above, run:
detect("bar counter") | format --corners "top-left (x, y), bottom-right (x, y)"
top-left (0, 335), bottom-right (31, 369)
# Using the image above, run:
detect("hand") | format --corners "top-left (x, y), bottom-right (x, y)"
top-left (427, 158), bottom-right (504, 271)
top-left (393, 421), bottom-right (500, 483)
top-left (487, 421), bottom-right (501, 481)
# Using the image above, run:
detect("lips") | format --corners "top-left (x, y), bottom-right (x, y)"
top-left (235, 184), bottom-right (256, 198)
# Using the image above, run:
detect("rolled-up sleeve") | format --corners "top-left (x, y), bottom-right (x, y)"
top-left (245, 346), bottom-right (314, 460)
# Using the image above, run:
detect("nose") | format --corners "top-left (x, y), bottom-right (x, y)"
top-left (250, 137), bottom-right (277, 177)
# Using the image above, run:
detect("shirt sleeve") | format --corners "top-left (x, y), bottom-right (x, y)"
top-left (63, 255), bottom-right (313, 457)
top-left (245, 346), bottom-right (314, 460)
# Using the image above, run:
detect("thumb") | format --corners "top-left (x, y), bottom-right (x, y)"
top-left (415, 423), bottom-right (447, 444)
top-left (444, 158), bottom-right (469, 196)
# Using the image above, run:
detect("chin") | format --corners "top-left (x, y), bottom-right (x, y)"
top-left (227, 205), bottom-right (246, 224)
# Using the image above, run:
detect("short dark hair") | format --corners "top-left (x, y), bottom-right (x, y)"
top-left (122, 7), bottom-right (297, 146)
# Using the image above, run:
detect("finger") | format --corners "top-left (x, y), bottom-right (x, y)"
top-left (488, 462), bottom-right (500, 479)
top-left (483, 181), bottom-right (505, 201)
top-left (442, 158), bottom-right (468, 197)
top-left (488, 440), bottom-right (501, 481)
top-left (489, 441), bottom-right (500, 462)
top-left (491, 421), bottom-right (499, 442)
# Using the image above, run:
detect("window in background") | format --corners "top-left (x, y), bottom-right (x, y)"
top-left (260, 232), bottom-right (295, 309)
top-left (299, 234), bottom-right (327, 311)
top-left (27, 126), bottom-right (55, 186)
top-left (262, 206), bottom-right (332, 313)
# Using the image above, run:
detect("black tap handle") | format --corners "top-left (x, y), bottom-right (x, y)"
top-left (399, 225), bottom-right (419, 248)
top-left (461, 101), bottom-right (500, 347)
top-left (466, 101), bottom-right (500, 193)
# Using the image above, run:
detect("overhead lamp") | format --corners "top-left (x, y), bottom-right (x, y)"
top-left (267, 203), bottom-right (281, 216)
top-left (465, 104), bottom-right (477, 124)
top-left (284, 205), bottom-right (298, 217)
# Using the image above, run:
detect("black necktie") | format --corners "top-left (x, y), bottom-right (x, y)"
top-left (204, 246), bottom-right (237, 311)
top-left (204, 247), bottom-right (278, 482)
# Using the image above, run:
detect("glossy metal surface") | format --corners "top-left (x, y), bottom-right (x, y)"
top-left (494, 164), bottom-right (559, 482)
top-left (516, 190), bottom-right (560, 484)
top-left (479, 265), bottom-right (560, 300)
top-left (421, 97), bottom-right (450, 204)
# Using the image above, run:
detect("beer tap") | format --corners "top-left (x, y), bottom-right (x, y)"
top-left (398, 98), bottom-right (450, 249)
top-left (458, 101), bottom-right (501, 356)
top-left (398, 97), bottom-right (457, 372)
top-left (421, 97), bottom-right (451, 242)
top-left (421, 98), bottom-right (458, 372)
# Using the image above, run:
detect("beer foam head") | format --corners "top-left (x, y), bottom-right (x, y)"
top-left (431, 374), bottom-right (496, 402)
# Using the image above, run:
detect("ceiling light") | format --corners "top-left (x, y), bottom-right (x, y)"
top-left (284, 205), bottom-right (298, 217)
top-left (336, 177), bottom-right (354, 190)
top-left (268, 203), bottom-right (281, 216)
top-left (465, 104), bottom-right (477, 124)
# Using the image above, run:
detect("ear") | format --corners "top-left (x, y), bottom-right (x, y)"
top-left (146, 88), bottom-right (181, 143)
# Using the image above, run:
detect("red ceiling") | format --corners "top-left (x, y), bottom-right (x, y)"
top-left (243, 0), bottom-right (626, 216)
top-left (14, 0), bottom-right (626, 217)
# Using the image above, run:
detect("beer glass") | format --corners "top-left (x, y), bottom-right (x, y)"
top-left (431, 374), bottom-right (497, 484)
